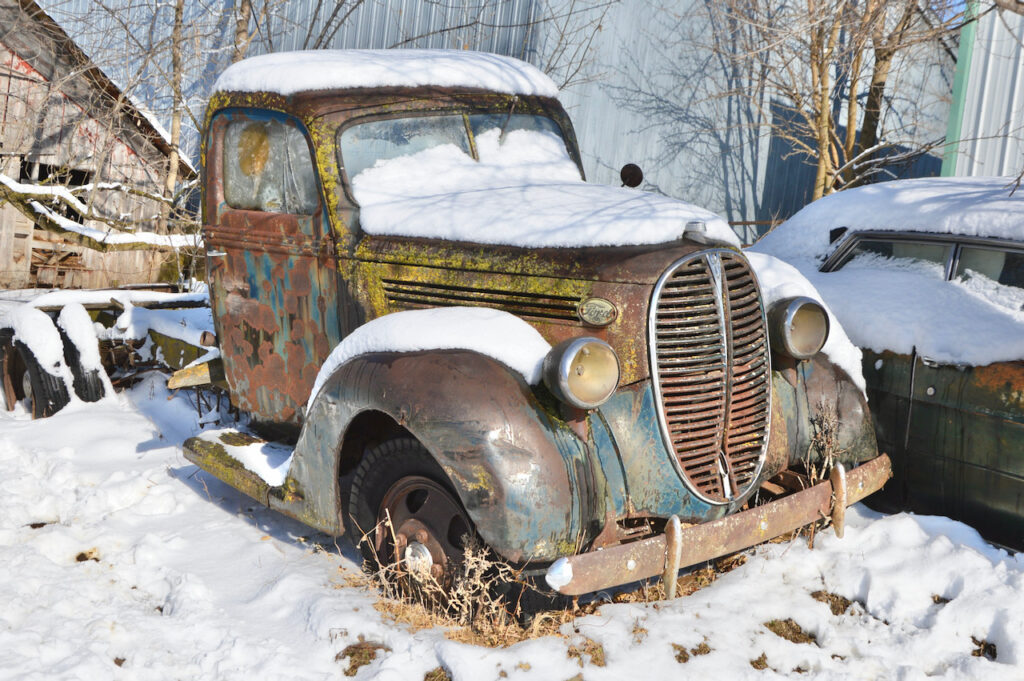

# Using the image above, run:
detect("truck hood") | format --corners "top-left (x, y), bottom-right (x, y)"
top-left (356, 178), bottom-right (738, 252)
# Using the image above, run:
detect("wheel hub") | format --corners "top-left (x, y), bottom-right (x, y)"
top-left (403, 541), bottom-right (434, 575)
top-left (376, 475), bottom-right (472, 582)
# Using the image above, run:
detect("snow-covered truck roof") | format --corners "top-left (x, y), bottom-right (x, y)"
top-left (756, 176), bottom-right (1024, 262)
top-left (212, 49), bottom-right (560, 98)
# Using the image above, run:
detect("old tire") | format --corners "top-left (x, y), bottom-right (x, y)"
top-left (0, 339), bottom-right (70, 418)
top-left (58, 327), bottom-right (106, 403)
top-left (348, 438), bottom-right (474, 584)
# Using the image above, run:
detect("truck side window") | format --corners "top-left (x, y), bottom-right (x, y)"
top-left (223, 117), bottom-right (318, 214)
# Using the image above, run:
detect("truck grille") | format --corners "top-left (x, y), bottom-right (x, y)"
top-left (649, 250), bottom-right (770, 503)
top-left (382, 279), bottom-right (580, 322)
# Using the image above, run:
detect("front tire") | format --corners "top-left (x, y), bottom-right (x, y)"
top-left (348, 438), bottom-right (474, 584)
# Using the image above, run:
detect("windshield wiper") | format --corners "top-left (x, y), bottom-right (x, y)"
top-left (498, 95), bottom-right (518, 144)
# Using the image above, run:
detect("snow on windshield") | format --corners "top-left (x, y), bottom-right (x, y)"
top-left (350, 127), bottom-right (739, 248)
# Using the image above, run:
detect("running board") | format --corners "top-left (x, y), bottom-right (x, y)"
top-left (182, 428), bottom-right (291, 505)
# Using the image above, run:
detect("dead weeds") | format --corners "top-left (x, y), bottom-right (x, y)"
top-left (764, 618), bottom-right (817, 645)
top-left (811, 590), bottom-right (853, 616)
top-left (337, 640), bottom-right (390, 677)
top-left (971, 636), bottom-right (997, 661)
top-left (423, 667), bottom-right (451, 681)
top-left (567, 637), bottom-right (606, 667)
top-left (673, 640), bottom-right (712, 663)
top-left (357, 522), bottom-right (749, 649)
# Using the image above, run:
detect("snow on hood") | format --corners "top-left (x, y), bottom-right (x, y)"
top-left (213, 49), bottom-right (559, 98)
top-left (756, 176), bottom-right (1024, 263)
top-left (307, 307), bottom-right (552, 412)
top-left (353, 128), bottom-right (739, 249)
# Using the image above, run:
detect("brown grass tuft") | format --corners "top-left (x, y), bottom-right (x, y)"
top-left (812, 590), bottom-right (853, 616)
top-left (337, 641), bottom-right (390, 677)
top-left (567, 638), bottom-right (606, 667)
top-left (764, 618), bottom-right (817, 645)
top-left (971, 636), bottom-right (997, 661)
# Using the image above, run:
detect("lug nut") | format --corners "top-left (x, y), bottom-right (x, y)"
top-left (415, 530), bottom-right (428, 544)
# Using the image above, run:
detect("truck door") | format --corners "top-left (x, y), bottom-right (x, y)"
top-left (204, 109), bottom-right (341, 426)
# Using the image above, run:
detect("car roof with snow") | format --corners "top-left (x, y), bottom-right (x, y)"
top-left (756, 176), bottom-right (1024, 264)
top-left (212, 49), bottom-right (559, 98)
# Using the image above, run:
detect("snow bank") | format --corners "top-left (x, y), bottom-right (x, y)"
top-left (3, 369), bottom-right (1024, 679)
top-left (746, 252), bottom-right (865, 392)
top-left (756, 176), bottom-right (1023, 263)
top-left (213, 49), bottom-right (559, 98)
top-left (308, 307), bottom-right (551, 412)
top-left (353, 128), bottom-right (739, 248)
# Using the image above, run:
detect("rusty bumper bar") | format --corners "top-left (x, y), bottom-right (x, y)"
top-left (545, 454), bottom-right (892, 596)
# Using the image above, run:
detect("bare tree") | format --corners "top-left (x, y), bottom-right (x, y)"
top-left (612, 0), bottom-right (980, 223)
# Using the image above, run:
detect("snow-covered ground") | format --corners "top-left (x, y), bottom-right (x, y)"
top-left (2, 379), bottom-right (1022, 680)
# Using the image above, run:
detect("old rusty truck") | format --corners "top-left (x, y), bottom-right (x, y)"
top-left (12, 49), bottom-right (892, 596)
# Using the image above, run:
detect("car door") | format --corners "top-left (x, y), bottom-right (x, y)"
top-left (827, 236), bottom-right (956, 512)
top-left (944, 244), bottom-right (1024, 547)
top-left (205, 109), bottom-right (341, 426)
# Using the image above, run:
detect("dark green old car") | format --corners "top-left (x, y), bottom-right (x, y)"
top-left (755, 176), bottom-right (1024, 549)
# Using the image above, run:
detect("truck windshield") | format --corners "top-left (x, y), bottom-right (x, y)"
top-left (338, 113), bottom-right (570, 184)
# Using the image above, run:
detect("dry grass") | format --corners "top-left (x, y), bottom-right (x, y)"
top-left (567, 637), bottom-right (605, 667)
top-left (811, 590), bottom-right (853, 616)
top-left (337, 640), bottom-right (390, 677)
top-left (345, 512), bottom-right (752, 651)
top-left (673, 640), bottom-right (712, 663)
top-left (971, 636), bottom-right (997, 661)
top-left (764, 618), bottom-right (817, 645)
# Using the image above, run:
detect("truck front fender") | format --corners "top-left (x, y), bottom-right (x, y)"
top-left (275, 349), bottom-right (595, 563)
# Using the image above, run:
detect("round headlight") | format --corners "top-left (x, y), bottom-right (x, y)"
top-left (542, 337), bottom-right (620, 409)
top-left (768, 296), bottom-right (830, 360)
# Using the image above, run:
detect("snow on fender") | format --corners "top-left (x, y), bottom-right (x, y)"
top-left (306, 307), bottom-right (552, 414)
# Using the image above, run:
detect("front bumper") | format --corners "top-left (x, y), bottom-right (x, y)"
top-left (545, 454), bottom-right (892, 596)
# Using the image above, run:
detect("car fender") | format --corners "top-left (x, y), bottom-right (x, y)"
top-left (272, 349), bottom-right (594, 563)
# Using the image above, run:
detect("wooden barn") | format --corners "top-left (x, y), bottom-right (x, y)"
top-left (0, 0), bottom-right (195, 289)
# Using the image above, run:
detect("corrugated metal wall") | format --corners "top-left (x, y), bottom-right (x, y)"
top-left (950, 5), bottom-right (1024, 177)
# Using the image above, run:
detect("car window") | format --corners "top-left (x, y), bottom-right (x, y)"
top-left (222, 117), bottom-right (319, 214)
top-left (833, 239), bottom-right (952, 273)
top-left (955, 246), bottom-right (1024, 311)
